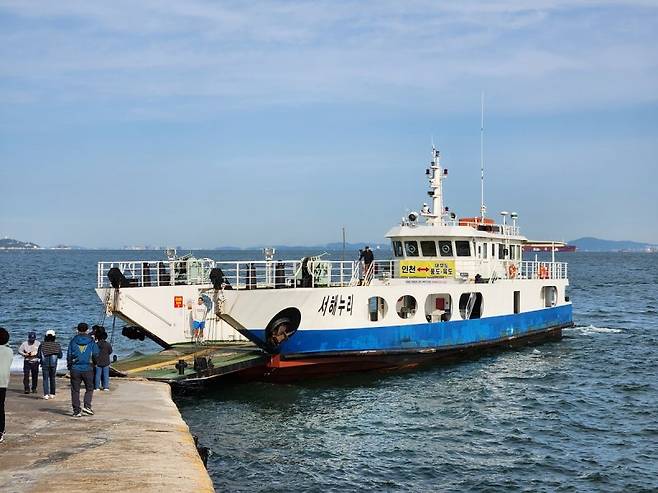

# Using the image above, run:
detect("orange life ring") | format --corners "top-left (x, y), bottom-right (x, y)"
top-left (507, 264), bottom-right (518, 279)
top-left (539, 265), bottom-right (549, 279)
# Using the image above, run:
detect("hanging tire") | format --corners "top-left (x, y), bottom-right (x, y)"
top-left (265, 308), bottom-right (301, 351)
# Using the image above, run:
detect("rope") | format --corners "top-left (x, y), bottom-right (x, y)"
top-left (110, 315), bottom-right (117, 346)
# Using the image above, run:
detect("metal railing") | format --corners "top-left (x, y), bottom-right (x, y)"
top-left (518, 260), bottom-right (568, 280)
top-left (97, 258), bottom-right (568, 289)
top-left (97, 258), bottom-right (217, 288)
top-left (442, 219), bottom-right (521, 236)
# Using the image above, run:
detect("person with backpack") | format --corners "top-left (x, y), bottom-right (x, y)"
top-left (93, 329), bottom-right (113, 391)
top-left (67, 323), bottom-right (99, 417)
top-left (38, 329), bottom-right (63, 400)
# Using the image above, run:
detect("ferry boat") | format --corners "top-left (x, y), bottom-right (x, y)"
top-left (96, 147), bottom-right (572, 378)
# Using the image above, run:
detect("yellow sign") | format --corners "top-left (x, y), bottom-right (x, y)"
top-left (399, 260), bottom-right (456, 278)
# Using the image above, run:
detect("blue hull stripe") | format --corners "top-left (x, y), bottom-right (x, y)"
top-left (248, 305), bottom-right (573, 356)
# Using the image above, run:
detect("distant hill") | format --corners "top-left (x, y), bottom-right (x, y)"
top-left (569, 237), bottom-right (657, 252)
top-left (212, 242), bottom-right (390, 252)
top-left (0, 238), bottom-right (40, 249)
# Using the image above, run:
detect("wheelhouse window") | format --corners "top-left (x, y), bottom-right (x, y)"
top-left (392, 241), bottom-right (403, 257)
top-left (482, 242), bottom-right (488, 259)
top-left (439, 240), bottom-right (453, 257)
top-left (498, 243), bottom-right (506, 259)
top-left (404, 241), bottom-right (419, 257)
top-left (455, 240), bottom-right (471, 257)
top-left (420, 240), bottom-right (437, 257)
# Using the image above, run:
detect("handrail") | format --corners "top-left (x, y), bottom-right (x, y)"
top-left (97, 258), bottom-right (568, 289)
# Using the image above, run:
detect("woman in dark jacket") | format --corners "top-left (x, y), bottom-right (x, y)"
top-left (38, 329), bottom-right (63, 399)
top-left (94, 330), bottom-right (113, 391)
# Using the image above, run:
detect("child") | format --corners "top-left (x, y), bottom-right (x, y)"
top-left (94, 329), bottom-right (113, 391)
top-left (38, 329), bottom-right (63, 400)
top-left (0, 327), bottom-right (12, 443)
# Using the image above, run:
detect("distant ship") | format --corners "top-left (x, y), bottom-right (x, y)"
top-left (523, 241), bottom-right (576, 253)
top-left (96, 146), bottom-right (573, 379)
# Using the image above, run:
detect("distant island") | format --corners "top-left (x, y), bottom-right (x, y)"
top-left (568, 237), bottom-right (658, 252)
top-left (0, 238), bottom-right (40, 249)
top-left (2, 236), bottom-right (656, 253)
top-left (217, 242), bottom-right (390, 252)
top-left (0, 238), bottom-right (84, 250)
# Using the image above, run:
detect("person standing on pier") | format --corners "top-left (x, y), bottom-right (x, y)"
top-left (38, 329), bottom-right (63, 400)
top-left (67, 323), bottom-right (99, 417)
top-left (0, 327), bottom-right (12, 443)
top-left (18, 331), bottom-right (40, 394)
top-left (94, 330), bottom-right (113, 391)
top-left (190, 297), bottom-right (209, 344)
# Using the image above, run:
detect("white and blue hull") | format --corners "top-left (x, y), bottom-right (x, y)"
top-left (247, 305), bottom-right (572, 358)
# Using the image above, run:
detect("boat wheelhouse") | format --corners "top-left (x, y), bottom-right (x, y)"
top-left (96, 146), bottom-right (572, 378)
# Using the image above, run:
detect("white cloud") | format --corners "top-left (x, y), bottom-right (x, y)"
top-left (0, 0), bottom-right (656, 116)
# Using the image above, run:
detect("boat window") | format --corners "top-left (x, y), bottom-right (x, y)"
top-left (491, 243), bottom-right (496, 258)
top-left (420, 240), bottom-right (437, 257)
top-left (396, 295), bottom-right (417, 319)
top-left (542, 286), bottom-right (557, 307)
top-left (438, 240), bottom-right (453, 257)
top-left (404, 241), bottom-right (419, 257)
top-left (498, 243), bottom-right (506, 259)
top-left (455, 240), bottom-right (471, 257)
top-left (482, 242), bottom-right (488, 259)
top-left (425, 294), bottom-right (451, 322)
top-left (368, 296), bottom-right (388, 321)
top-left (459, 292), bottom-right (483, 319)
top-left (514, 291), bottom-right (520, 314)
top-left (392, 241), bottom-right (403, 257)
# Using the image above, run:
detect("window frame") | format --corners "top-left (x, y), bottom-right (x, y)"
top-left (438, 240), bottom-right (454, 257)
top-left (392, 240), bottom-right (403, 257)
top-left (404, 240), bottom-right (420, 257)
top-left (455, 240), bottom-right (471, 257)
top-left (420, 240), bottom-right (437, 257)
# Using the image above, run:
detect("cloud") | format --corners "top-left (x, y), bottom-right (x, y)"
top-left (0, 0), bottom-right (657, 117)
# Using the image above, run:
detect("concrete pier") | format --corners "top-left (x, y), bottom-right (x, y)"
top-left (0, 377), bottom-right (214, 493)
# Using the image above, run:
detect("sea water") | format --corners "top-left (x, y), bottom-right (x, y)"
top-left (1, 251), bottom-right (656, 492)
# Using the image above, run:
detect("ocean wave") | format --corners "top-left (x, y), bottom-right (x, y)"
top-left (10, 354), bottom-right (68, 373)
top-left (565, 325), bottom-right (623, 336)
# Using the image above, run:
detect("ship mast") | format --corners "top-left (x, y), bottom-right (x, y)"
top-left (423, 146), bottom-right (445, 226)
top-left (480, 91), bottom-right (487, 220)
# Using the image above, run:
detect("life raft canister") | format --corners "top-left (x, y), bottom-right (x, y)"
top-left (507, 264), bottom-right (518, 279)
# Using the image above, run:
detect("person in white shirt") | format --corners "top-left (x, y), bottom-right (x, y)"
top-left (190, 297), bottom-right (209, 344)
top-left (18, 331), bottom-right (40, 394)
top-left (0, 327), bottom-right (13, 443)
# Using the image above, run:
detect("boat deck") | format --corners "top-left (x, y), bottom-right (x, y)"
top-left (111, 342), bottom-right (268, 385)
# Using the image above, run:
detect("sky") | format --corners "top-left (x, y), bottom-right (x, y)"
top-left (1, 0), bottom-right (657, 248)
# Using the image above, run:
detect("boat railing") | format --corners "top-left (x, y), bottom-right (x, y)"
top-left (442, 219), bottom-right (521, 236)
top-left (97, 258), bottom-right (218, 288)
top-left (97, 258), bottom-right (568, 289)
top-left (518, 260), bottom-right (568, 280)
